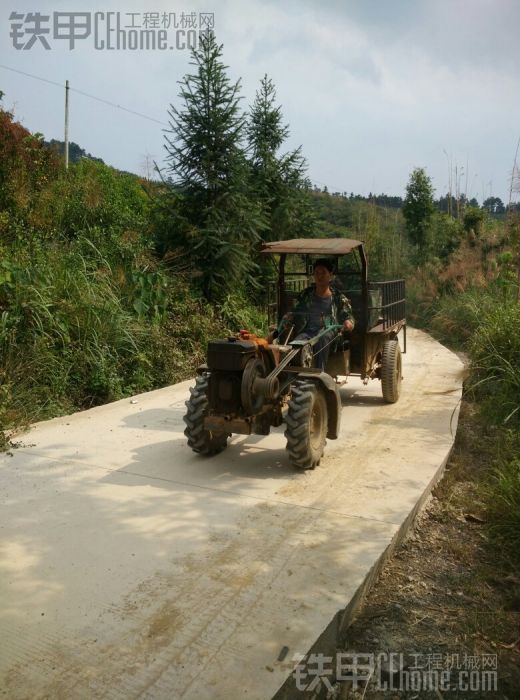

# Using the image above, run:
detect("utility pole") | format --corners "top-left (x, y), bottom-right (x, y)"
top-left (64, 79), bottom-right (69, 170)
top-left (443, 149), bottom-right (452, 217)
top-left (508, 135), bottom-right (520, 210)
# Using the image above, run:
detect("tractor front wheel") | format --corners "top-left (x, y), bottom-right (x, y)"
top-left (285, 381), bottom-right (327, 470)
top-left (183, 374), bottom-right (228, 455)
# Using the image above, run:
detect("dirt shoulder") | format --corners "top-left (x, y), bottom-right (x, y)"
top-left (277, 398), bottom-right (519, 699)
top-left (334, 399), bottom-right (519, 699)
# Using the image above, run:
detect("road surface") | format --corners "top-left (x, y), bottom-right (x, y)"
top-left (0, 328), bottom-right (464, 699)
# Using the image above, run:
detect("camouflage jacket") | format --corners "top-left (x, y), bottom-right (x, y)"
top-left (291, 285), bottom-right (355, 332)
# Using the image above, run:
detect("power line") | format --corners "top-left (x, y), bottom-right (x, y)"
top-left (0, 63), bottom-right (379, 195)
top-left (0, 63), bottom-right (168, 126)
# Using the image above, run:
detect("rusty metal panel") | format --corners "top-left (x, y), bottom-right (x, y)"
top-left (260, 238), bottom-right (363, 255)
top-left (362, 333), bottom-right (384, 378)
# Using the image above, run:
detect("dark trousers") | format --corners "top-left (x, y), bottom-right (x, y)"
top-left (294, 329), bottom-right (337, 370)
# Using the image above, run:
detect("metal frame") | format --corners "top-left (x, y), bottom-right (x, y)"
top-left (262, 238), bottom-right (406, 379)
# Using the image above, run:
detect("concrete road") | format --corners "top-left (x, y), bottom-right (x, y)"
top-left (0, 328), bottom-right (464, 699)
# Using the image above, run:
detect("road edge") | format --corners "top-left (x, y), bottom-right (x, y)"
top-left (272, 400), bottom-right (461, 698)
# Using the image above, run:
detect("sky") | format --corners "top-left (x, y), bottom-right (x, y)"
top-left (1, 0), bottom-right (519, 203)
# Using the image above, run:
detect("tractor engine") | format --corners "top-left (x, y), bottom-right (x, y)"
top-left (206, 338), bottom-right (257, 416)
top-left (204, 334), bottom-right (281, 437)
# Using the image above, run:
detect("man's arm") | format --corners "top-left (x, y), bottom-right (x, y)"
top-left (335, 292), bottom-right (355, 331)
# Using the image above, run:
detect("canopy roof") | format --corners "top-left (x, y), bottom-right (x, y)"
top-left (260, 238), bottom-right (363, 255)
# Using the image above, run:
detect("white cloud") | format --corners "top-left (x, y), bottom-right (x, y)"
top-left (0, 0), bottom-right (518, 199)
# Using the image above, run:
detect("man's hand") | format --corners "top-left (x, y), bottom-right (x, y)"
top-left (343, 319), bottom-right (354, 332)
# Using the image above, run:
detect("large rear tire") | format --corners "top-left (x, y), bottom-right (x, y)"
top-left (183, 374), bottom-right (228, 455)
top-left (381, 339), bottom-right (402, 403)
top-left (285, 381), bottom-right (327, 470)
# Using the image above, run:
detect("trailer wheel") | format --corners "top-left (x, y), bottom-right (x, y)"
top-left (183, 374), bottom-right (228, 455)
top-left (285, 381), bottom-right (327, 470)
top-left (381, 339), bottom-right (402, 403)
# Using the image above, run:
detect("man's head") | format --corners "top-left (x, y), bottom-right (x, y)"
top-left (313, 258), bottom-right (334, 273)
top-left (312, 258), bottom-right (334, 289)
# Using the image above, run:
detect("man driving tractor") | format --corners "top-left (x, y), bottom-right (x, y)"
top-left (184, 239), bottom-right (404, 469)
top-left (281, 258), bottom-right (355, 370)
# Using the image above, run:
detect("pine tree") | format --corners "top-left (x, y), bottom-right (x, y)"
top-left (247, 75), bottom-right (314, 243)
top-left (161, 32), bottom-right (264, 301)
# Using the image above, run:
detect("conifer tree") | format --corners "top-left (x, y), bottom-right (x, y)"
top-left (162, 32), bottom-right (263, 301)
top-left (247, 75), bottom-right (314, 243)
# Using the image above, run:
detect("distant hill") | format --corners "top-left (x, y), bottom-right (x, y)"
top-left (44, 139), bottom-right (104, 165)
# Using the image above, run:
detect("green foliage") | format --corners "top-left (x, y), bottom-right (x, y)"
top-left (161, 32), bottom-right (264, 302)
top-left (466, 285), bottom-right (520, 425)
top-left (309, 190), bottom-right (410, 279)
top-left (405, 216), bottom-right (519, 565)
top-left (429, 212), bottom-right (463, 260)
top-left (56, 160), bottom-right (150, 238)
top-left (45, 139), bottom-right (104, 165)
top-left (0, 244), bottom-right (142, 413)
top-left (129, 269), bottom-right (169, 321)
top-left (247, 75), bottom-right (314, 245)
top-left (403, 167), bottom-right (435, 256)
top-left (0, 107), bottom-right (235, 446)
top-left (412, 251), bottom-right (520, 424)
top-left (0, 108), bottom-right (61, 228)
top-left (311, 189), bottom-right (354, 229)
top-left (463, 206), bottom-right (485, 234)
top-left (0, 238), bottom-right (232, 435)
top-left (484, 430), bottom-right (520, 564)
top-left (482, 196), bottom-right (505, 216)
top-left (0, 105), bottom-right (150, 245)
top-left (217, 292), bottom-right (268, 335)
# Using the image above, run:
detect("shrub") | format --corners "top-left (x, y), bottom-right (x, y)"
top-left (485, 431), bottom-right (520, 564)
top-left (467, 286), bottom-right (520, 425)
top-left (429, 212), bottom-right (463, 260)
top-left (463, 206), bottom-right (485, 235)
